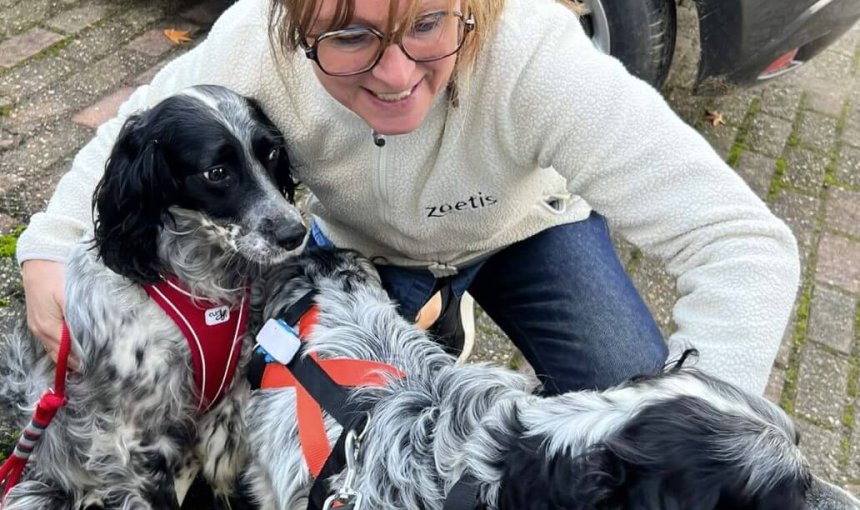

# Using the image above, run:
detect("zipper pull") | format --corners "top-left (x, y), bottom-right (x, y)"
top-left (428, 262), bottom-right (458, 278)
top-left (372, 131), bottom-right (386, 147)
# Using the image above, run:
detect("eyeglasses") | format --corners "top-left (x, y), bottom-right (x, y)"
top-left (301, 11), bottom-right (476, 76)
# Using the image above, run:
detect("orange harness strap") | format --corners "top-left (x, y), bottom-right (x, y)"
top-left (259, 305), bottom-right (404, 478)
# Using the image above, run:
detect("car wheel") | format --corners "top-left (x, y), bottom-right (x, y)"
top-left (572, 0), bottom-right (677, 87)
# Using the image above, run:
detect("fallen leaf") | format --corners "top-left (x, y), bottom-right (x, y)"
top-left (163, 28), bottom-right (192, 45)
top-left (705, 110), bottom-right (727, 127)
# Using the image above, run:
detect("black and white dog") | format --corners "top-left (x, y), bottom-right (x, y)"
top-left (245, 248), bottom-right (860, 510)
top-left (0, 85), bottom-right (305, 509)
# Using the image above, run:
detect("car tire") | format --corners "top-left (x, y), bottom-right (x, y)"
top-left (573, 0), bottom-right (677, 87)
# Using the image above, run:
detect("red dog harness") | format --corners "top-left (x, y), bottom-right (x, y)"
top-left (0, 276), bottom-right (248, 499)
top-left (144, 276), bottom-right (249, 412)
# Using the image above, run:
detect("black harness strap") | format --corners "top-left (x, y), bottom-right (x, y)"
top-left (442, 473), bottom-right (483, 510)
top-left (248, 289), bottom-right (483, 510)
top-left (246, 290), bottom-right (371, 510)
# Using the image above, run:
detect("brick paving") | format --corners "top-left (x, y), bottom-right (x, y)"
top-left (0, 0), bottom-right (859, 495)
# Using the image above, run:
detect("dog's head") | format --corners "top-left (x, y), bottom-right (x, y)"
top-left (92, 84), bottom-right (306, 284)
top-left (497, 362), bottom-right (860, 510)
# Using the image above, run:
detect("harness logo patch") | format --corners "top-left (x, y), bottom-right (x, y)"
top-left (205, 306), bottom-right (230, 326)
top-left (425, 191), bottom-right (498, 219)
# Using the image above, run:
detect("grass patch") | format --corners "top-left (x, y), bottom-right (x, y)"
top-left (779, 280), bottom-right (813, 415)
top-left (0, 226), bottom-right (26, 259)
top-left (0, 430), bottom-right (19, 464)
top-left (508, 351), bottom-right (525, 371)
top-left (726, 142), bottom-right (746, 168)
top-left (0, 104), bottom-right (9, 117)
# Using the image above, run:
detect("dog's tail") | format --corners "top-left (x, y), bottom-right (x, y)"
top-left (0, 321), bottom-right (50, 426)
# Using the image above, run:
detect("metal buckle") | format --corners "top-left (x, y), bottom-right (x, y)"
top-left (322, 423), bottom-right (370, 510)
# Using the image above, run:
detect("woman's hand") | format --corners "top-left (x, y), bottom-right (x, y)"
top-left (21, 259), bottom-right (78, 369)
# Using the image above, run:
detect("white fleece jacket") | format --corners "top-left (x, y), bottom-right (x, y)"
top-left (16, 0), bottom-right (800, 395)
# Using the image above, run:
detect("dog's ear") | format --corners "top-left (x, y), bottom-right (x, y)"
top-left (247, 98), bottom-right (298, 203)
top-left (275, 142), bottom-right (297, 204)
top-left (92, 112), bottom-right (177, 283)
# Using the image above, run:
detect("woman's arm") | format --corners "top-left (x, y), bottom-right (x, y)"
top-left (498, 0), bottom-right (800, 395)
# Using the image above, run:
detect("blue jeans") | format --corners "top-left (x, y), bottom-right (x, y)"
top-left (308, 212), bottom-right (667, 393)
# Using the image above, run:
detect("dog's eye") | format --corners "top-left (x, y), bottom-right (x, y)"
top-left (202, 167), bottom-right (227, 182)
top-left (267, 147), bottom-right (280, 163)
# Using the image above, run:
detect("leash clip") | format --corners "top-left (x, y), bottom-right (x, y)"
top-left (322, 428), bottom-right (364, 510)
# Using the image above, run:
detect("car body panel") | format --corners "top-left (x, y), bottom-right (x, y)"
top-left (691, 0), bottom-right (860, 93)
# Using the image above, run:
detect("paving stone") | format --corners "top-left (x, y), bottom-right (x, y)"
top-left (0, 173), bottom-right (25, 194)
top-left (473, 307), bottom-right (515, 366)
top-left (796, 420), bottom-right (845, 483)
top-left (6, 155), bottom-right (77, 217)
top-left (0, 120), bottom-right (90, 182)
top-left (837, 145), bottom-right (860, 187)
top-left (127, 22), bottom-right (199, 58)
top-left (45, 4), bottom-right (109, 35)
top-left (115, 3), bottom-right (168, 32)
top-left (807, 285), bottom-right (856, 355)
top-left (845, 97), bottom-right (860, 147)
top-left (849, 405), bottom-right (860, 480)
top-left (759, 84), bottom-right (803, 121)
top-left (180, 0), bottom-right (225, 26)
top-left (64, 50), bottom-right (150, 99)
top-left (830, 22), bottom-right (860, 57)
top-left (611, 234), bottom-right (635, 268)
top-left (0, 28), bottom-right (64, 69)
top-left (0, 0), bottom-right (52, 39)
top-left (772, 191), bottom-right (819, 270)
top-left (777, 307), bottom-right (795, 369)
top-left (783, 147), bottom-right (830, 191)
top-left (126, 28), bottom-right (179, 57)
top-left (56, 20), bottom-right (143, 65)
top-left (733, 150), bottom-right (774, 199)
top-left (133, 60), bottom-right (168, 85)
top-left (826, 187), bottom-right (860, 238)
top-left (790, 50), bottom-right (856, 86)
top-left (0, 213), bottom-right (18, 232)
top-left (3, 87), bottom-right (90, 134)
top-left (699, 123), bottom-right (737, 160)
top-left (707, 92), bottom-right (760, 128)
top-left (0, 129), bottom-right (18, 152)
top-left (631, 256), bottom-right (678, 337)
top-left (803, 78), bottom-right (851, 118)
top-left (665, 89), bottom-right (706, 126)
top-left (0, 55), bottom-right (76, 102)
top-left (72, 86), bottom-right (134, 129)
top-left (798, 110), bottom-right (839, 153)
top-left (746, 112), bottom-right (793, 157)
top-left (816, 233), bottom-right (860, 294)
top-left (764, 367), bottom-right (785, 404)
top-left (795, 342), bottom-right (851, 428)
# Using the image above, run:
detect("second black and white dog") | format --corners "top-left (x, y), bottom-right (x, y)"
top-left (245, 248), bottom-right (860, 510)
top-left (0, 85), bottom-right (305, 509)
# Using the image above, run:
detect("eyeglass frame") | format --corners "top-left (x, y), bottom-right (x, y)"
top-left (300, 11), bottom-right (477, 76)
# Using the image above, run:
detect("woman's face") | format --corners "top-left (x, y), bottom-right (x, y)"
top-left (309, 0), bottom-right (458, 136)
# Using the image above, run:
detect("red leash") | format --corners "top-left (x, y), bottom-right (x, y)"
top-left (0, 322), bottom-right (71, 496)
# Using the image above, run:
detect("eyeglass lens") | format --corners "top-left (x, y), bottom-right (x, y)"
top-left (316, 12), bottom-right (466, 75)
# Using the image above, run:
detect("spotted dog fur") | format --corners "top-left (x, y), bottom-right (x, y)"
top-left (245, 248), bottom-right (860, 510)
top-left (0, 85), bottom-right (305, 509)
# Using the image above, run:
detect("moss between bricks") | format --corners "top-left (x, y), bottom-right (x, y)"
top-left (0, 430), bottom-right (20, 464)
top-left (0, 226), bottom-right (26, 259)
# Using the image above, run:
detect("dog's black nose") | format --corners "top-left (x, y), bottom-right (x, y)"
top-left (267, 221), bottom-right (306, 250)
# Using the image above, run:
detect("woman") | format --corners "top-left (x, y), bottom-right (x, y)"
top-left (16, 0), bottom-right (799, 395)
